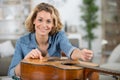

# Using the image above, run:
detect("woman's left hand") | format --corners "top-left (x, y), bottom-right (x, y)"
top-left (80, 49), bottom-right (93, 61)
top-left (71, 48), bottom-right (93, 61)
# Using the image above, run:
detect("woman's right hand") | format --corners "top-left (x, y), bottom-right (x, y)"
top-left (15, 49), bottom-right (43, 76)
top-left (24, 48), bottom-right (43, 59)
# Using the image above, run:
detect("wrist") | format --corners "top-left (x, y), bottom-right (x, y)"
top-left (71, 48), bottom-right (82, 60)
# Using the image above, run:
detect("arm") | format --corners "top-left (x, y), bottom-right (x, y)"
top-left (57, 31), bottom-right (93, 61)
top-left (8, 40), bottom-right (23, 77)
top-left (8, 40), bottom-right (43, 77)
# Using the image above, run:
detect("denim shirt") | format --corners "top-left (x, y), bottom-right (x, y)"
top-left (8, 31), bottom-right (76, 76)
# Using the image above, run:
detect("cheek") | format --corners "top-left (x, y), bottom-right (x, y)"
top-left (48, 24), bottom-right (53, 29)
top-left (35, 26), bottom-right (38, 31)
top-left (50, 26), bottom-right (54, 30)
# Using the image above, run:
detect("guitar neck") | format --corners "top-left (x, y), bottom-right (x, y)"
top-left (75, 64), bottom-right (120, 76)
top-left (46, 57), bottom-right (120, 76)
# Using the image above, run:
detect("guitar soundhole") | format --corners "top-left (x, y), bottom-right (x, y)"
top-left (61, 63), bottom-right (76, 66)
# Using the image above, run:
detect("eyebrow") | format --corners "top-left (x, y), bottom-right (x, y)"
top-left (38, 16), bottom-right (52, 20)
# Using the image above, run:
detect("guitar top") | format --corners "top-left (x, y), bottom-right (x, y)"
top-left (21, 57), bottom-right (99, 70)
top-left (21, 57), bottom-right (84, 70)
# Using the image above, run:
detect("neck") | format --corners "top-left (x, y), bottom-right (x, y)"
top-left (36, 34), bottom-right (48, 45)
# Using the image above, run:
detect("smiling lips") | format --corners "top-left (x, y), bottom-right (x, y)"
top-left (39, 27), bottom-right (48, 32)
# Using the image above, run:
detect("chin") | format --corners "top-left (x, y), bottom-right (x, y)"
top-left (39, 33), bottom-right (48, 36)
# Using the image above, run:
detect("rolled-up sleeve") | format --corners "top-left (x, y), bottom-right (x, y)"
top-left (8, 67), bottom-right (15, 76)
top-left (58, 31), bottom-right (76, 58)
top-left (8, 39), bottom-right (23, 76)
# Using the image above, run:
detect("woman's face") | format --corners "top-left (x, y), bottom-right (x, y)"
top-left (33, 10), bottom-right (53, 36)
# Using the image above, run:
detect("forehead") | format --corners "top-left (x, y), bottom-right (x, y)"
top-left (36, 10), bottom-right (52, 19)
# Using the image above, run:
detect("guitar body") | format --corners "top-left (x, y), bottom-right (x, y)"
top-left (20, 57), bottom-right (99, 80)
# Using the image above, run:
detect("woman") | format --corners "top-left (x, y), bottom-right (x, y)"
top-left (8, 2), bottom-right (93, 77)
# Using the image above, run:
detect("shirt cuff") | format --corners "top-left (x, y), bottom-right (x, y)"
top-left (8, 68), bottom-right (15, 76)
top-left (68, 47), bottom-right (76, 59)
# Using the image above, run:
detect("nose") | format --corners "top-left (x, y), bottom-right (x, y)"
top-left (42, 22), bottom-right (47, 28)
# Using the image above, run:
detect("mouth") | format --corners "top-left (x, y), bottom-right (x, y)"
top-left (37, 26), bottom-right (50, 34)
top-left (41, 29), bottom-right (46, 32)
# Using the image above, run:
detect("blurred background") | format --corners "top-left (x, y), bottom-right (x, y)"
top-left (0, 0), bottom-right (120, 79)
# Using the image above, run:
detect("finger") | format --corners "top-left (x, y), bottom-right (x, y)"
top-left (86, 53), bottom-right (93, 58)
top-left (36, 49), bottom-right (43, 59)
top-left (84, 49), bottom-right (93, 55)
top-left (31, 49), bottom-right (39, 58)
top-left (84, 49), bottom-right (93, 57)
top-left (83, 53), bottom-right (93, 61)
top-left (84, 55), bottom-right (90, 60)
top-left (80, 52), bottom-right (89, 61)
top-left (30, 52), bottom-right (35, 58)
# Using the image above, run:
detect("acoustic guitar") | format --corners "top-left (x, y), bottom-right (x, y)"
top-left (20, 57), bottom-right (120, 80)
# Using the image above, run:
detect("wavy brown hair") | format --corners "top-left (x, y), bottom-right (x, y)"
top-left (25, 2), bottom-right (63, 35)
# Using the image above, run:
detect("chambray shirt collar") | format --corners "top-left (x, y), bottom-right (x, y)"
top-left (29, 33), bottom-right (52, 49)
top-left (28, 33), bottom-right (37, 49)
top-left (48, 35), bottom-right (52, 44)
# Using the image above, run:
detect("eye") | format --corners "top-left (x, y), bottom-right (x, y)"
top-left (47, 20), bottom-right (52, 24)
top-left (38, 19), bottom-right (42, 22)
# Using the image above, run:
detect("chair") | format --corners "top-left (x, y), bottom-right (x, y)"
top-left (67, 33), bottom-right (82, 48)
top-left (100, 44), bottom-right (120, 80)
top-left (107, 44), bottom-right (120, 63)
